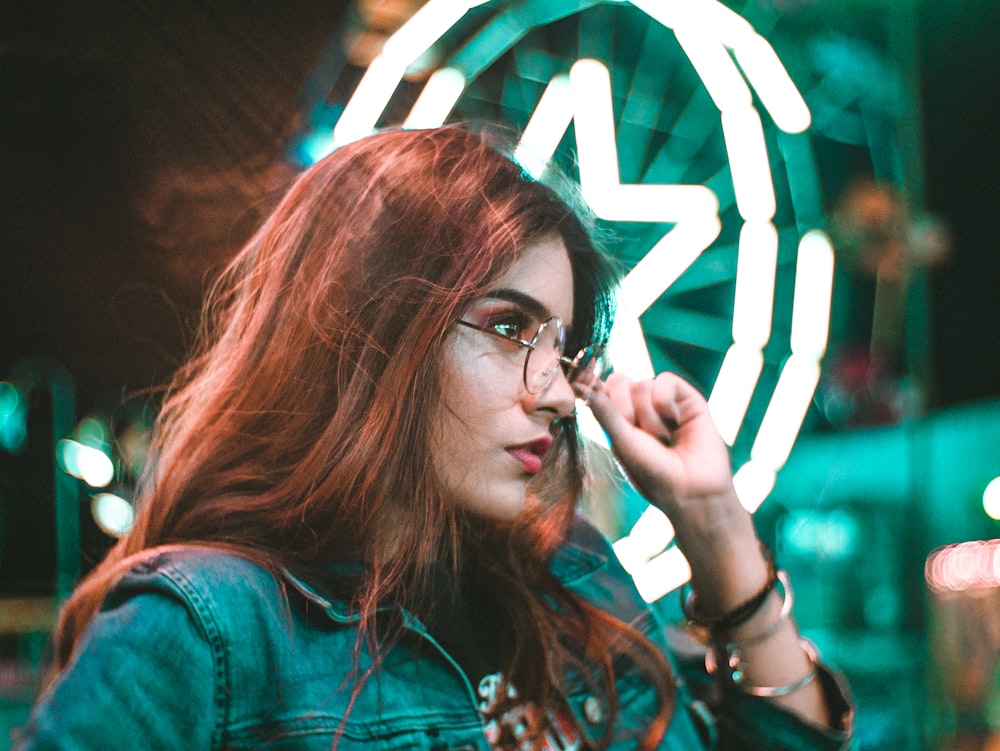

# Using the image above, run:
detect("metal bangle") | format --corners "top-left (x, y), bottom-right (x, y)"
top-left (736, 639), bottom-right (819, 697)
top-left (706, 637), bottom-right (819, 698)
top-left (720, 570), bottom-right (794, 648)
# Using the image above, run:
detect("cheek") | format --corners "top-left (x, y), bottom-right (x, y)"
top-left (432, 340), bottom-right (519, 482)
top-left (432, 343), bottom-right (489, 454)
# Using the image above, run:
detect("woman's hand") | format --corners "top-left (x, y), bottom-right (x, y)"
top-left (583, 372), bottom-right (733, 514)
top-left (581, 373), bottom-right (842, 729)
top-left (580, 371), bottom-right (765, 608)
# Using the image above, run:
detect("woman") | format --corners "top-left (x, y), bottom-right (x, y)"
top-left (14, 126), bottom-right (852, 750)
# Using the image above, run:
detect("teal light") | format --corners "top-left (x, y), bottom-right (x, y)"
top-left (77, 416), bottom-right (110, 449)
top-left (296, 128), bottom-right (338, 166)
top-left (0, 381), bottom-right (28, 454)
top-left (57, 438), bottom-right (115, 488)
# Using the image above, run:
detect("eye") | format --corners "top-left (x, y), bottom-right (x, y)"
top-left (483, 309), bottom-right (534, 342)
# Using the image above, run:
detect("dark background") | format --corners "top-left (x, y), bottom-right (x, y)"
top-left (919, 0), bottom-right (1000, 407)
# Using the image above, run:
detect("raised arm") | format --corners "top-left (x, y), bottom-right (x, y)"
top-left (583, 371), bottom-right (836, 729)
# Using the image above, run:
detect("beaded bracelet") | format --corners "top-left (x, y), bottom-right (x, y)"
top-left (681, 544), bottom-right (778, 631)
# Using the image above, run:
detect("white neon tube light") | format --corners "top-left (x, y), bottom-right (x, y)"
top-left (404, 67), bottom-right (467, 129)
top-left (513, 74), bottom-right (573, 180)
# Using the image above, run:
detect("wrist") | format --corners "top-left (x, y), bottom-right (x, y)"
top-left (682, 543), bottom-right (777, 630)
top-left (678, 524), bottom-right (770, 615)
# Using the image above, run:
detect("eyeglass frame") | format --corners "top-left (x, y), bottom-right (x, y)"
top-left (455, 316), bottom-right (605, 395)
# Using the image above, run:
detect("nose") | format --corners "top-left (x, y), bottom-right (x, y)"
top-left (528, 367), bottom-right (577, 420)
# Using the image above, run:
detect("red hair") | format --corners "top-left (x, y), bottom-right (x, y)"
top-left (51, 126), bottom-right (672, 748)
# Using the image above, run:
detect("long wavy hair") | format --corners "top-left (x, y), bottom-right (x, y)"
top-left (51, 126), bottom-right (673, 748)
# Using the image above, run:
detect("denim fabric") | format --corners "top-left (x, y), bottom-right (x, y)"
top-left (13, 517), bottom-right (853, 750)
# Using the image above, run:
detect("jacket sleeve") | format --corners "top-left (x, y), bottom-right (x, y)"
top-left (11, 579), bottom-right (218, 750)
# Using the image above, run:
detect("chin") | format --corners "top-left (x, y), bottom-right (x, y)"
top-left (460, 488), bottom-right (527, 522)
top-left (477, 500), bottom-right (526, 522)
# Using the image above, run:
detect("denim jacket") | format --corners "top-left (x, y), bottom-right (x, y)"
top-left (14, 517), bottom-right (853, 750)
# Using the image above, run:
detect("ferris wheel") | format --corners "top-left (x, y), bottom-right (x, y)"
top-left (302, 0), bottom-right (835, 599)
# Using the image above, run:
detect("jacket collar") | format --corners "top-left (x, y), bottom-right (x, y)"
top-left (282, 517), bottom-right (610, 623)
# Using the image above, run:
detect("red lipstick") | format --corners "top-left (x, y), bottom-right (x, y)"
top-left (507, 437), bottom-right (552, 475)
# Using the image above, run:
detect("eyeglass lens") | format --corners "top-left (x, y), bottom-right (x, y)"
top-left (524, 320), bottom-right (604, 395)
top-left (524, 319), bottom-right (565, 394)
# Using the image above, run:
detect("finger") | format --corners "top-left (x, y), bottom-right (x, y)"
top-left (603, 373), bottom-right (638, 424)
top-left (650, 373), bottom-right (712, 432)
top-left (583, 375), bottom-right (638, 447)
top-left (629, 379), bottom-right (678, 444)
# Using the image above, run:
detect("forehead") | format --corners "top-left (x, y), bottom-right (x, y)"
top-left (489, 234), bottom-right (574, 323)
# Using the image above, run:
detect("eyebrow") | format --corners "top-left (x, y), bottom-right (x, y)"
top-left (480, 289), bottom-right (552, 322)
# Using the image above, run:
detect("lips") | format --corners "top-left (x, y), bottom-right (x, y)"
top-left (506, 436), bottom-right (553, 475)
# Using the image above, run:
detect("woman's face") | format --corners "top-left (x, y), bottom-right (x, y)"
top-left (433, 234), bottom-right (578, 520)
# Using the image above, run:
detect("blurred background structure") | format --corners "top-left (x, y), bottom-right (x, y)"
top-left (1, 1), bottom-right (998, 748)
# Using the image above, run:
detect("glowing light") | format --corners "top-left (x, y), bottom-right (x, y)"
top-left (513, 74), bottom-right (572, 180)
top-left (0, 381), bottom-right (27, 454)
top-left (612, 506), bottom-right (675, 574)
top-left (722, 106), bottom-right (776, 222)
top-left (790, 230), bottom-right (835, 359)
top-left (334, 0), bottom-right (490, 147)
top-left (706, 222), bottom-right (775, 445)
top-left (631, 0), bottom-right (808, 132)
top-left (629, 545), bottom-right (691, 604)
top-left (404, 67), bottom-right (466, 129)
top-left (381, 0), bottom-right (488, 67)
top-left (0, 382), bottom-right (19, 417)
top-left (708, 345), bottom-right (764, 446)
top-left (296, 129), bottom-right (337, 166)
top-left (57, 439), bottom-right (115, 488)
top-left (732, 34), bottom-right (811, 133)
top-left (782, 509), bottom-right (859, 559)
top-left (630, 0), bottom-right (755, 45)
top-left (984, 477), bottom-right (1000, 520)
top-left (576, 404), bottom-right (608, 449)
top-left (608, 298), bottom-right (656, 380)
top-left (569, 59), bottom-right (620, 195)
top-left (751, 358), bottom-right (821, 472)
top-left (732, 460), bottom-right (777, 513)
top-left (926, 540), bottom-right (1000, 593)
top-left (673, 28), bottom-right (751, 112)
top-left (570, 60), bottom-right (720, 223)
top-left (739, 230), bottom-right (833, 490)
top-left (619, 214), bottom-right (722, 314)
top-left (77, 416), bottom-right (110, 447)
top-left (731, 221), bottom-right (778, 349)
top-left (90, 493), bottom-right (135, 538)
top-left (333, 55), bottom-right (404, 146)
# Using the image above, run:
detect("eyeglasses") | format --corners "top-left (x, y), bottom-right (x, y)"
top-left (456, 316), bottom-right (605, 395)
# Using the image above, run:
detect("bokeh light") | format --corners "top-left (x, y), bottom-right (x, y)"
top-left (90, 492), bottom-right (135, 537)
top-left (0, 381), bottom-right (28, 454)
top-left (983, 476), bottom-right (1000, 520)
top-left (56, 439), bottom-right (115, 488)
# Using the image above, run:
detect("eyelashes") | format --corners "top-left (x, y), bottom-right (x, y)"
top-left (478, 308), bottom-right (536, 342)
